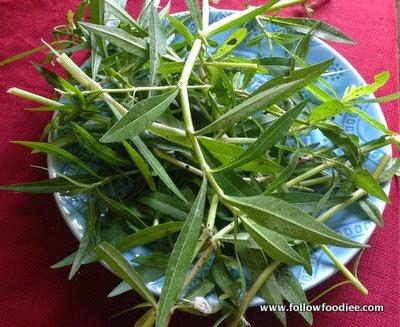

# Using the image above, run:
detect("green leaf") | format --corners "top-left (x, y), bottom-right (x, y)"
top-left (211, 259), bottom-right (235, 298)
top-left (13, 141), bottom-right (100, 178)
top-left (343, 71), bottom-right (390, 101)
top-left (269, 192), bottom-right (349, 213)
top-left (213, 100), bottom-right (307, 173)
top-left (264, 16), bottom-right (354, 44)
top-left (227, 195), bottom-right (363, 247)
top-left (0, 175), bottom-right (96, 194)
top-left (138, 192), bottom-right (188, 220)
top-left (156, 178), bottom-right (207, 327)
top-left (69, 229), bottom-right (92, 279)
top-left (96, 191), bottom-right (147, 227)
top-left (309, 99), bottom-right (347, 122)
top-left (295, 242), bottom-right (312, 275)
top-left (350, 168), bottom-right (389, 202)
top-left (100, 89), bottom-right (179, 143)
top-left (185, 279), bottom-right (215, 300)
top-left (265, 149), bottom-right (300, 192)
top-left (167, 15), bottom-right (194, 45)
top-left (135, 308), bottom-right (156, 327)
top-left (90, 0), bottom-right (108, 56)
top-left (131, 136), bottom-right (188, 203)
top-left (96, 242), bottom-right (157, 306)
top-left (105, 0), bottom-right (147, 36)
top-left (321, 122), bottom-right (363, 168)
top-left (359, 198), bottom-right (384, 226)
top-left (122, 140), bottom-right (156, 191)
top-left (199, 138), bottom-right (283, 173)
top-left (196, 59), bottom-right (332, 135)
top-left (205, 0), bottom-right (279, 37)
top-left (115, 222), bottom-right (184, 253)
top-left (185, 0), bottom-right (202, 31)
top-left (312, 181), bottom-right (336, 217)
top-left (203, 149), bottom-right (258, 197)
top-left (79, 22), bottom-right (148, 57)
top-left (348, 106), bottom-right (392, 134)
top-left (275, 266), bottom-right (313, 324)
top-left (149, 3), bottom-right (167, 87)
top-left (241, 217), bottom-right (305, 265)
top-left (214, 28), bottom-right (248, 59)
top-left (72, 123), bottom-right (130, 167)
top-left (379, 157), bottom-right (400, 182)
top-left (238, 248), bottom-right (286, 326)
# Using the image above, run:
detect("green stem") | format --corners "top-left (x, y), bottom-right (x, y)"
top-left (153, 148), bottom-right (203, 177)
top-left (233, 260), bottom-right (280, 326)
top-left (320, 245), bottom-right (367, 295)
top-left (203, 61), bottom-right (258, 70)
top-left (8, 87), bottom-right (61, 106)
top-left (269, 0), bottom-right (305, 12)
top-left (179, 38), bottom-right (225, 198)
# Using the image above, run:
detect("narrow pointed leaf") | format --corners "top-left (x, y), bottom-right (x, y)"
top-left (13, 141), bottom-right (100, 178)
top-left (156, 179), bottom-right (207, 327)
top-left (122, 140), bottom-right (156, 191)
top-left (213, 100), bottom-right (307, 173)
top-left (242, 217), bottom-right (305, 265)
top-left (196, 59), bottom-right (332, 135)
top-left (115, 222), bottom-right (184, 253)
top-left (101, 89), bottom-right (179, 143)
top-left (343, 71), bottom-right (390, 101)
top-left (265, 149), bottom-right (300, 192)
top-left (275, 266), bottom-right (313, 324)
top-left (199, 138), bottom-right (283, 173)
top-left (96, 242), bottom-right (157, 306)
top-left (185, 0), bottom-right (201, 31)
top-left (359, 199), bottom-right (384, 226)
top-left (351, 168), bottom-right (389, 202)
top-left (79, 22), bottom-right (148, 57)
top-left (138, 192), bottom-right (188, 220)
top-left (228, 195), bottom-right (364, 248)
top-left (205, 0), bottom-right (279, 37)
top-left (72, 123), bottom-right (130, 167)
top-left (264, 16), bottom-right (354, 43)
top-left (131, 136), bottom-right (187, 202)
top-left (90, 0), bottom-right (108, 56)
top-left (105, 0), bottom-right (147, 36)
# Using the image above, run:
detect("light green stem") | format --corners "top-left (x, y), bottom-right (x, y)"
top-left (320, 245), bottom-right (368, 295)
top-left (233, 260), bottom-right (280, 325)
top-left (8, 87), bottom-right (61, 106)
top-left (179, 38), bottom-right (225, 198)
top-left (153, 148), bottom-right (203, 177)
top-left (269, 0), bottom-right (305, 11)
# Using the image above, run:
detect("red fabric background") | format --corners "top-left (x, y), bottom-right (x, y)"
top-left (0, 1), bottom-right (398, 326)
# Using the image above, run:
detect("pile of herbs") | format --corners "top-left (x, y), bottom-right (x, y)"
top-left (1, 0), bottom-right (399, 326)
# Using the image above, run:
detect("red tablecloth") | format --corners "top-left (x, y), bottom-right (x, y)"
top-left (0, 1), bottom-right (398, 326)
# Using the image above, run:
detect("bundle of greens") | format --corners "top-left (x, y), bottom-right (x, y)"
top-left (1, 0), bottom-right (399, 326)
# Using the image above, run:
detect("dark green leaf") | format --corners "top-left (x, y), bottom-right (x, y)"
top-left (101, 89), bottom-right (179, 143)
top-left (228, 195), bottom-right (364, 247)
top-left (350, 168), bottom-right (389, 202)
top-left (265, 149), bottom-right (300, 192)
top-left (115, 222), bottom-right (184, 253)
top-left (13, 141), bottom-right (100, 178)
top-left (196, 59), bottom-right (332, 135)
top-left (275, 266), bottom-right (313, 324)
top-left (156, 179), bottom-right (207, 327)
top-left (359, 198), bottom-right (384, 226)
top-left (213, 100), bottom-right (307, 173)
top-left (72, 123), bottom-right (130, 167)
top-left (79, 22), bottom-right (148, 57)
top-left (96, 242), bottom-right (157, 306)
top-left (138, 192), bottom-right (188, 220)
top-left (242, 217), bottom-right (305, 265)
